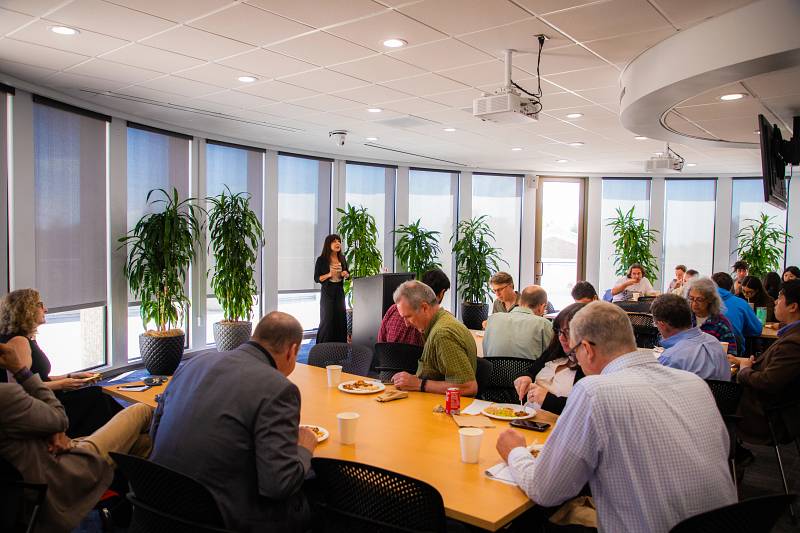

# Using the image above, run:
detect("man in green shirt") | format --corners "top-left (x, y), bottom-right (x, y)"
top-left (391, 281), bottom-right (478, 396)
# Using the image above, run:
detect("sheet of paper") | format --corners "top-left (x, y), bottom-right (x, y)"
top-left (461, 399), bottom-right (493, 415)
top-left (452, 414), bottom-right (495, 428)
top-left (485, 443), bottom-right (544, 486)
top-left (109, 370), bottom-right (137, 382)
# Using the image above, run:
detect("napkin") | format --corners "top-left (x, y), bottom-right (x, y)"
top-left (376, 390), bottom-right (408, 402)
top-left (452, 414), bottom-right (495, 428)
top-left (461, 399), bottom-right (493, 415)
top-left (485, 444), bottom-right (544, 486)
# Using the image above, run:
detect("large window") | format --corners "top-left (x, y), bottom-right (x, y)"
top-left (472, 174), bottom-right (523, 285)
top-left (345, 162), bottom-right (396, 269)
top-left (408, 169), bottom-right (457, 311)
top-left (599, 179), bottom-right (651, 292)
top-left (730, 178), bottom-right (787, 269)
top-left (277, 154), bottom-right (332, 331)
top-left (32, 99), bottom-right (108, 372)
top-left (205, 141), bottom-right (264, 344)
top-left (126, 124), bottom-right (191, 359)
top-left (663, 179), bottom-right (717, 288)
top-left (0, 88), bottom-right (8, 297)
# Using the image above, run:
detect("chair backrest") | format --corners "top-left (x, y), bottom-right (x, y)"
top-left (109, 452), bottom-right (227, 530)
top-left (373, 343), bottom-right (423, 381)
top-left (475, 357), bottom-right (493, 399)
top-left (311, 457), bottom-right (447, 533)
top-left (480, 356), bottom-right (536, 404)
top-left (765, 398), bottom-right (800, 444)
top-left (308, 342), bottom-right (374, 377)
top-left (126, 495), bottom-right (233, 533)
top-left (705, 380), bottom-right (743, 417)
top-left (669, 493), bottom-right (796, 533)
top-left (0, 455), bottom-right (47, 533)
top-left (626, 312), bottom-right (660, 348)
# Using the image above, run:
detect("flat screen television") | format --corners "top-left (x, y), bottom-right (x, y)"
top-left (758, 114), bottom-right (788, 210)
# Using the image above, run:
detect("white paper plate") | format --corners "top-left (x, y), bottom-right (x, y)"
top-left (300, 424), bottom-right (329, 443)
top-left (337, 380), bottom-right (386, 394)
top-left (482, 403), bottom-right (536, 420)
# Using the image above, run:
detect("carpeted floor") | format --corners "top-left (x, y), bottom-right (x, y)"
top-left (738, 441), bottom-right (800, 532)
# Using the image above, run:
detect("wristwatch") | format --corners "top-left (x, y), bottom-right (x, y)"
top-left (420, 378), bottom-right (428, 392)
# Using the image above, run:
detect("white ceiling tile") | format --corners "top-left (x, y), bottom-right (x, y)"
top-left (332, 84), bottom-right (412, 104)
top-left (189, 4), bottom-right (312, 47)
top-left (48, 71), bottom-right (124, 91)
top-left (744, 66), bottom-right (800, 100)
top-left (0, 8), bottom-right (34, 35)
top-left (66, 58), bottom-right (162, 84)
top-left (47, 0), bottom-right (176, 41)
top-left (254, 102), bottom-right (321, 117)
top-left (663, 111), bottom-right (718, 138)
top-left (542, 0), bottom-right (668, 43)
top-left (328, 10), bottom-right (447, 51)
top-left (582, 27), bottom-right (676, 65)
top-left (0, 58), bottom-right (57, 83)
top-left (458, 18), bottom-right (571, 57)
top-left (653, 0), bottom-right (755, 28)
top-left (383, 97), bottom-right (449, 114)
top-left (677, 82), bottom-right (745, 106)
top-left (694, 116), bottom-right (759, 143)
top-left (268, 31), bottom-right (374, 66)
top-left (414, 108), bottom-right (475, 124)
top-left (426, 87), bottom-right (484, 107)
top-left (178, 63), bottom-right (263, 88)
top-left (218, 49), bottom-right (315, 78)
top-left (143, 26), bottom-right (254, 61)
top-left (12, 19), bottom-right (129, 56)
top-left (245, 0), bottom-right (387, 28)
top-left (238, 79), bottom-right (319, 100)
top-left (388, 38), bottom-right (493, 72)
top-left (280, 68), bottom-right (369, 91)
top-left (329, 54), bottom-right (425, 82)
top-left (543, 65), bottom-right (621, 91)
top-left (335, 107), bottom-right (408, 121)
top-left (545, 104), bottom-right (617, 120)
top-left (107, 0), bottom-right (234, 23)
top-left (761, 95), bottom-right (800, 127)
top-left (515, 44), bottom-right (608, 78)
top-left (676, 98), bottom-right (764, 122)
top-left (201, 89), bottom-right (277, 108)
top-left (398, 0), bottom-right (531, 36)
top-left (111, 84), bottom-right (189, 104)
top-left (0, 38), bottom-right (89, 70)
top-left (136, 75), bottom-right (224, 97)
top-left (438, 60), bottom-right (528, 87)
top-left (573, 85), bottom-right (622, 104)
top-left (0, 0), bottom-right (72, 17)
top-left (381, 73), bottom-right (468, 96)
top-left (290, 94), bottom-right (364, 111)
top-left (513, 0), bottom-right (603, 15)
top-left (102, 44), bottom-right (205, 72)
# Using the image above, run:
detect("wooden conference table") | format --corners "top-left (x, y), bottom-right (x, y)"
top-left (104, 363), bottom-right (556, 531)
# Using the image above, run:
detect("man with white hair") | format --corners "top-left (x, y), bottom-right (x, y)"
top-left (495, 301), bottom-right (735, 532)
top-left (391, 280), bottom-right (478, 396)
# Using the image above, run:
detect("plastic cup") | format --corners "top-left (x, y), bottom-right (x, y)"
top-left (458, 428), bottom-right (484, 463)
top-left (631, 292), bottom-right (641, 301)
top-left (756, 307), bottom-right (767, 326)
top-left (326, 365), bottom-right (342, 387)
top-left (719, 341), bottom-right (729, 354)
top-left (337, 412), bottom-right (360, 445)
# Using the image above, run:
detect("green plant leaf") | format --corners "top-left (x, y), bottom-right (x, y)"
top-left (450, 215), bottom-right (507, 304)
top-left (336, 204), bottom-right (383, 304)
top-left (606, 206), bottom-right (660, 281)
top-left (734, 212), bottom-right (791, 279)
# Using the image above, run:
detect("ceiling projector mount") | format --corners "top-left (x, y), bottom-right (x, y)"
top-left (646, 143), bottom-right (685, 173)
top-left (473, 35), bottom-right (547, 124)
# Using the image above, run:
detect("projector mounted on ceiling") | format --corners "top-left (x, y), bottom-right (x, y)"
top-left (645, 143), bottom-right (685, 173)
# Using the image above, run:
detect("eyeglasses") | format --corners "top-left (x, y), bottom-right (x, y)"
top-left (688, 296), bottom-right (707, 303)
top-left (567, 338), bottom-right (595, 359)
top-left (492, 284), bottom-right (511, 295)
top-left (36, 301), bottom-right (45, 309)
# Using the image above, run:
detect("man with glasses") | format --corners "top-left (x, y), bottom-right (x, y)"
top-left (490, 272), bottom-right (520, 314)
top-left (496, 302), bottom-right (735, 532)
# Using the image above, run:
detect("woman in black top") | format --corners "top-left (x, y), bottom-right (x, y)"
top-left (740, 275), bottom-right (776, 323)
top-left (0, 289), bottom-right (122, 437)
top-left (512, 302), bottom-right (587, 415)
top-left (763, 271), bottom-right (782, 300)
top-left (314, 234), bottom-right (349, 343)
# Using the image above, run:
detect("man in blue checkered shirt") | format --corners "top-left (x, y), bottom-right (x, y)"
top-left (496, 302), bottom-right (736, 532)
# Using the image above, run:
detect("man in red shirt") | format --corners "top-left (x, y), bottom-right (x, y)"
top-left (378, 269), bottom-right (450, 345)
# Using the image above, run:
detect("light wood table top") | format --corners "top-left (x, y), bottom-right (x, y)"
top-left (470, 329), bottom-right (484, 357)
top-left (104, 364), bottom-right (556, 531)
top-left (761, 324), bottom-right (779, 339)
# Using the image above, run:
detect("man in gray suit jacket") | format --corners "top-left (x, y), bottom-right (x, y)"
top-left (150, 311), bottom-right (318, 533)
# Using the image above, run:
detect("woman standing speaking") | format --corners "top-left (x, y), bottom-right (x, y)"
top-left (314, 234), bottom-right (349, 343)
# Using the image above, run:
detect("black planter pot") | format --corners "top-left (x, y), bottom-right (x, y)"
top-left (213, 321), bottom-right (252, 352)
top-left (139, 333), bottom-right (185, 375)
top-left (461, 302), bottom-right (489, 330)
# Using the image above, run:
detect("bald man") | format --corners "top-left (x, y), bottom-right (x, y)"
top-left (483, 285), bottom-right (554, 360)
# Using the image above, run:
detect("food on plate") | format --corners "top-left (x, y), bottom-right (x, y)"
top-left (485, 405), bottom-right (529, 418)
top-left (341, 380), bottom-right (381, 391)
top-left (301, 425), bottom-right (326, 440)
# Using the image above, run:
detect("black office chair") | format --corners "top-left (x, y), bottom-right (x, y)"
top-left (626, 312), bottom-right (661, 348)
top-left (475, 358), bottom-right (493, 400)
top-left (705, 380), bottom-right (743, 490)
top-left (478, 356), bottom-right (536, 404)
top-left (0, 456), bottom-right (47, 533)
top-left (310, 457), bottom-right (448, 533)
top-left (373, 342), bottom-right (423, 382)
top-left (109, 452), bottom-right (233, 533)
top-left (308, 342), bottom-right (374, 377)
top-left (764, 397), bottom-right (800, 523)
top-left (669, 493), bottom-right (796, 532)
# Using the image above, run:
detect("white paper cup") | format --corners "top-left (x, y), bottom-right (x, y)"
top-left (326, 365), bottom-right (342, 387)
top-left (720, 341), bottom-right (729, 354)
top-left (631, 292), bottom-right (640, 301)
top-left (458, 428), bottom-right (484, 463)
top-left (337, 412), bottom-right (360, 445)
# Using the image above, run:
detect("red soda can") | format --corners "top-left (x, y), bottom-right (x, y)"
top-left (445, 387), bottom-right (461, 415)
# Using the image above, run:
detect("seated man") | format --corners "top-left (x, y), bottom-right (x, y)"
top-left (490, 271), bottom-right (520, 313)
top-left (651, 294), bottom-right (730, 381)
top-left (377, 268), bottom-right (450, 346)
top-left (149, 312), bottom-right (318, 533)
top-left (391, 281), bottom-right (478, 396)
top-left (711, 272), bottom-right (762, 341)
top-left (483, 286), bottom-right (553, 360)
top-left (668, 264), bottom-right (687, 292)
top-left (0, 343), bottom-right (153, 532)
top-left (571, 281), bottom-right (598, 303)
top-left (673, 268), bottom-right (698, 296)
top-left (732, 260), bottom-right (749, 296)
top-left (733, 280), bottom-right (800, 444)
top-left (496, 302), bottom-right (735, 532)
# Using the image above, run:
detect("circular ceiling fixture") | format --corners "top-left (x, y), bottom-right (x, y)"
top-left (635, 136), bottom-right (648, 140)
top-left (565, 113), bottom-right (583, 119)
top-left (443, 127), bottom-right (456, 132)
top-left (50, 26), bottom-right (80, 35)
top-left (367, 108), bottom-right (383, 113)
top-left (568, 142), bottom-right (584, 147)
top-left (383, 38), bottom-right (407, 48)
top-left (237, 76), bottom-right (257, 83)
top-left (511, 147), bottom-right (523, 151)
top-left (719, 93), bottom-right (745, 101)
top-left (366, 136), bottom-right (378, 141)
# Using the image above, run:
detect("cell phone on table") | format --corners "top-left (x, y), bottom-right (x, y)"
top-left (510, 419), bottom-right (550, 432)
top-left (117, 384), bottom-right (151, 392)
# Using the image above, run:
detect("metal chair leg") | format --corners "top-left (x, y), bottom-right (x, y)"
top-left (772, 443), bottom-right (797, 523)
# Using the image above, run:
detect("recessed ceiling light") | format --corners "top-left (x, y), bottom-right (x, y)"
top-left (568, 142), bottom-right (584, 147)
top-left (365, 136), bottom-right (379, 141)
top-left (686, 163), bottom-right (697, 167)
top-left (719, 93), bottom-right (745, 101)
top-left (511, 147), bottom-right (523, 151)
top-left (383, 38), bottom-right (407, 48)
top-left (367, 108), bottom-right (383, 113)
top-left (654, 152), bottom-right (664, 156)
top-left (237, 75), bottom-right (257, 83)
top-left (565, 113), bottom-right (583, 119)
top-left (634, 136), bottom-right (648, 140)
top-left (50, 26), bottom-right (80, 36)
top-left (443, 127), bottom-right (456, 132)
top-left (556, 159), bottom-right (568, 163)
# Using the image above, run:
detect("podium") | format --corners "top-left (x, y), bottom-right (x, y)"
top-left (351, 273), bottom-right (414, 350)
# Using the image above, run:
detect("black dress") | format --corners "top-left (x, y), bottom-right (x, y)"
top-left (0, 333), bottom-right (123, 438)
top-left (314, 256), bottom-right (348, 343)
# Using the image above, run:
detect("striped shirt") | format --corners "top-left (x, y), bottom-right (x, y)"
top-left (416, 309), bottom-right (477, 384)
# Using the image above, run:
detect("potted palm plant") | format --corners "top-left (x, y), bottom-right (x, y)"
top-left (394, 219), bottom-right (442, 279)
top-left (451, 215), bottom-right (505, 329)
top-left (735, 213), bottom-right (792, 278)
top-left (120, 188), bottom-right (204, 375)
top-left (607, 206), bottom-right (659, 281)
top-left (336, 204), bottom-right (383, 335)
top-left (207, 186), bottom-right (265, 351)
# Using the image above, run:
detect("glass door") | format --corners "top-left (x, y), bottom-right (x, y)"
top-left (534, 177), bottom-right (587, 311)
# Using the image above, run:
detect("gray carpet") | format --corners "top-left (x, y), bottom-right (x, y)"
top-left (739, 441), bottom-right (800, 532)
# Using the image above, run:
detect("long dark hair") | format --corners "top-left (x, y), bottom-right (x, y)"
top-left (763, 272), bottom-right (782, 299)
top-left (539, 302), bottom-right (588, 364)
top-left (742, 275), bottom-right (771, 306)
top-left (319, 233), bottom-right (346, 264)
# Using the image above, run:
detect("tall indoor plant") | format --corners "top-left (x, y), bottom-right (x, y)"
top-left (394, 219), bottom-right (442, 279)
top-left (207, 186), bottom-right (265, 351)
top-left (119, 188), bottom-right (204, 375)
top-left (735, 213), bottom-right (791, 278)
top-left (451, 215), bottom-right (505, 329)
top-left (607, 206), bottom-right (659, 281)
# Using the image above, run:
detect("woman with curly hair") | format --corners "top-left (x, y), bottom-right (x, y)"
top-left (0, 288), bottom-right (122, 437)
top-left (686, 278), bottom-right (739, 356)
